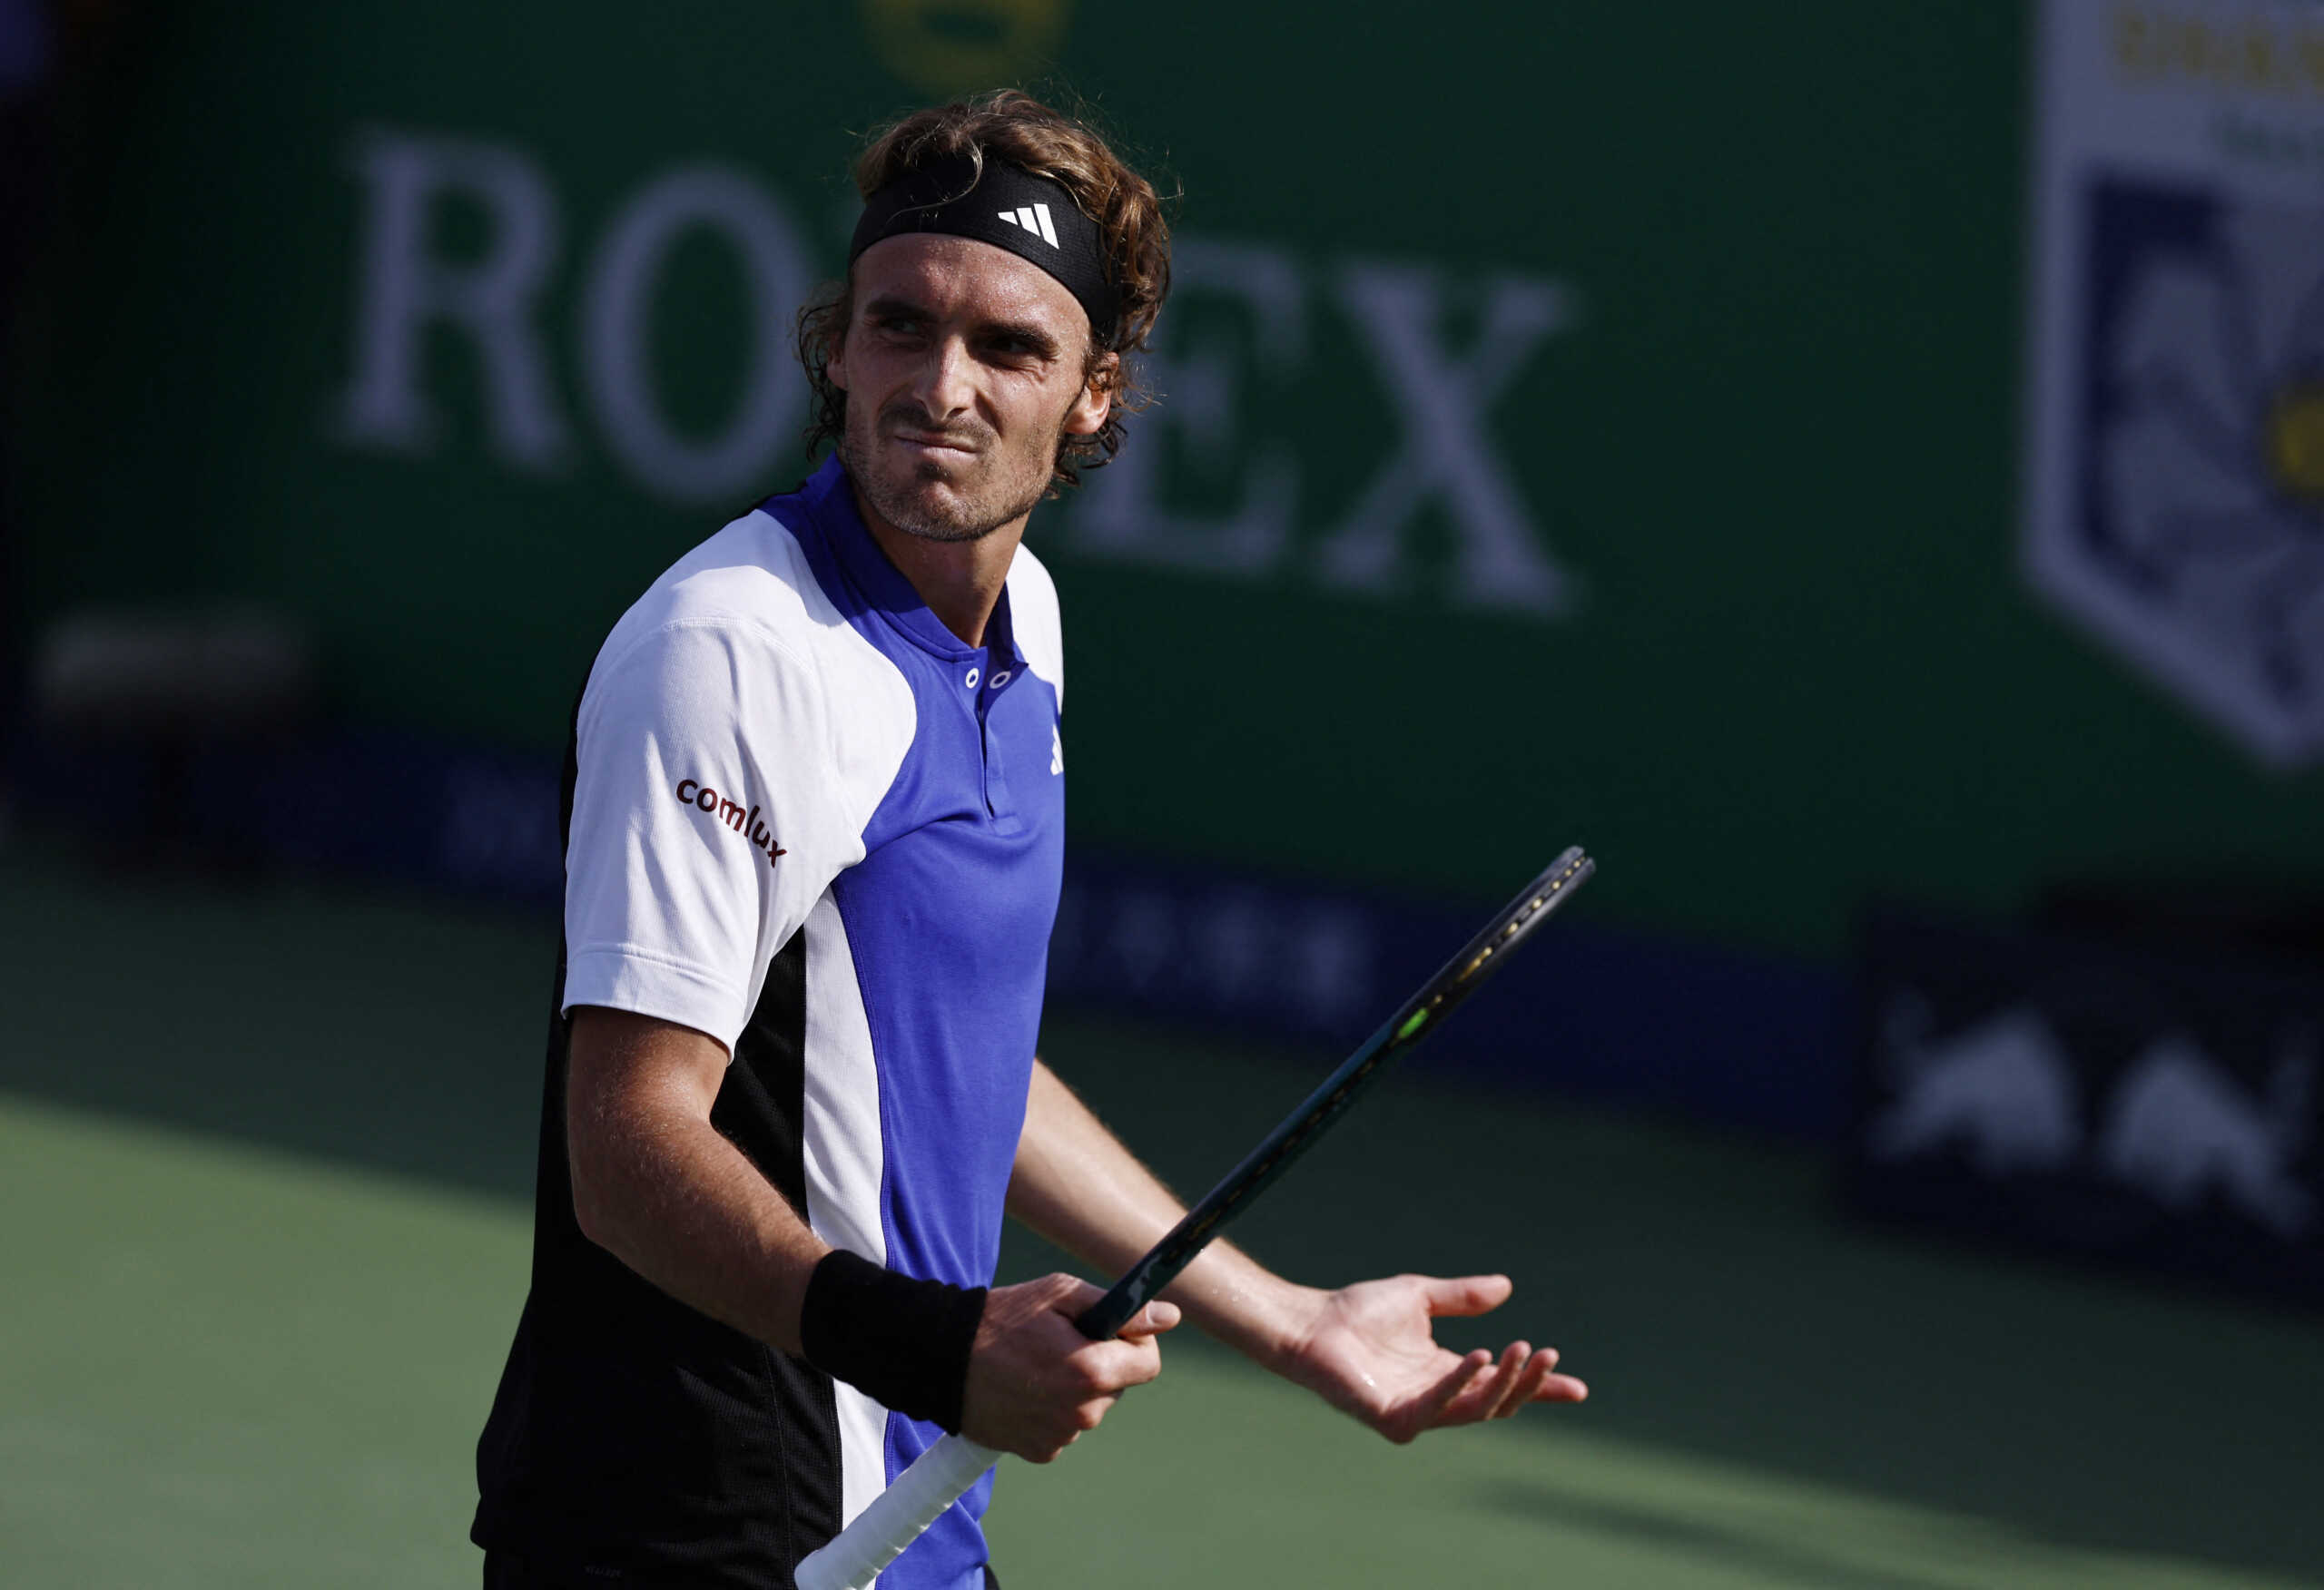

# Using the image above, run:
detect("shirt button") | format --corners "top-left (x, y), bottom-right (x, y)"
top-left (964, 667), bottom-right (980, 689)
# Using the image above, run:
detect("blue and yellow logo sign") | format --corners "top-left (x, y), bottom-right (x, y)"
top-left (860, 0), bottom-right (1072, 95)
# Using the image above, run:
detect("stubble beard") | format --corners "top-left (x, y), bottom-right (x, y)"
top-left (840, 407), bottom-right (1054, 545)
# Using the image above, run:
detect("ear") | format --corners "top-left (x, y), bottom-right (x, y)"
top-left (1063, 348), bottom-right (1117, 437)
top-left (823, 321), bottom-right (852, 392)
top-left (821, 285), bottom-right (855, 392)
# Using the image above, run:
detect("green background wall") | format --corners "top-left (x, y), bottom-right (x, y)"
top-left (15, 1), bottom-right (2319, 955)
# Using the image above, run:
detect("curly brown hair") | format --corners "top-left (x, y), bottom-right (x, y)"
top-left (796, 90), bottom-right (1173, 495)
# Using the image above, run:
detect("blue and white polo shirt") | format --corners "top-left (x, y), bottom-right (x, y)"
top-left (473, 455), bottom-right (1064, 1590)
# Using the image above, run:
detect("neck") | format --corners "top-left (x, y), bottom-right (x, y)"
top-left (852, 490), bottom-right (1028, 648)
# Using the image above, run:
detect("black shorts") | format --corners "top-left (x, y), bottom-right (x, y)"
top-left (481, 1553), bottom-right (1001, 1589)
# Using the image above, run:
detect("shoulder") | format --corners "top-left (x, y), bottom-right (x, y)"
top-left (1007, 542), bottom-right (1064, 710)
top-left (583, 509), bottom-right (918, 780)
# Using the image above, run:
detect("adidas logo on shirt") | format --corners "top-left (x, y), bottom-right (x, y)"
top-left (996, 203), bottom-right (1059, 249)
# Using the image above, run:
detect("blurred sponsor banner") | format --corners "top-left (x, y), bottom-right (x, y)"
top-left (1048, 849), bottom-right (1844, 1136)
top-left (12, 1), bottom-right (2322, 967)
top-left (13, 722), bottom-right (1846, 1134)
top-left (1846, 908), bottom-right (2324, 1303)
top-left (2024, 0), bottom-right (2324, 766)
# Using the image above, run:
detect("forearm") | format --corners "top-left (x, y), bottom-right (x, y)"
top-left (1007, 1059), bottom-right (1318, 1369)
top-left (567, 1022), bottom-right (830, 1354)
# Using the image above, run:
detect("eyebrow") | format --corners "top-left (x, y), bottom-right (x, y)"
top-left (862, 292), bottom-right (933, 326)
top-left (861, 292), bottom-right (1063, 359)
top-left (982, 319), bottom-right (1062, 359)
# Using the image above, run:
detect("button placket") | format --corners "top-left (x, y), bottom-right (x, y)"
top-left (982, 720), bottom-right (1019, 825)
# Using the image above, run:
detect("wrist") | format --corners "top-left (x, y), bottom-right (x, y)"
top-left (1249, 1278), bottom-right (1332, 1373)
top-left (1177, 1258), bottom-right (1325, 1373)
top-left (799, 1250), bottom-right (988, 1433)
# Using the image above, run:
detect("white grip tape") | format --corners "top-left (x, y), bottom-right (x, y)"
top-left (793, 1433), bottom-right (1002, 1590)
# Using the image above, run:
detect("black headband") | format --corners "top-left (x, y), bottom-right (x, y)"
top-left (848, 154), bottom-right (1121, 344)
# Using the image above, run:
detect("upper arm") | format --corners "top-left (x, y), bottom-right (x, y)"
top-left (562, 618), bottom-right (872, 1052)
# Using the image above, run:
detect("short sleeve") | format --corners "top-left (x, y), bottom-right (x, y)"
top-left (1006, 546), bottom-right (1063, 712)
top-left (561, 618), bottom-right (871, 1053)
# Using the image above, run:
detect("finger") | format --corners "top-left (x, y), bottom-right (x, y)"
top-left (1444, 1341), bottom-right (1527, 1424)
top-left (1482, 1342), bottom-right (1537, 1420)
top-left (1396, 1348), bottom-right (1493, 1439)
top-left (1431, 1339), bottom-right (1542, 1431)
top-left (1421, 1274), bottom-right (1514, 1319)
top-left (1113, 1300), bottom-right (1182, 1340)
top-left (1079, 1335), bottom-right (1166, 1393)
top-left (1502, 1344), bottom-right (1587, 1406)
top-left (1534, 1368), bottom-right (1590, 1403)
top-left (1490, 1347), bottom-right (1561, 1418)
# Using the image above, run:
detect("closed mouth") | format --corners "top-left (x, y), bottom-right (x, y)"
top-left (890, 429), bottom-right (980, 456)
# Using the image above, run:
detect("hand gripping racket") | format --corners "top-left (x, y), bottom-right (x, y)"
top-left (794, 848), bottom-right (1595, 1590)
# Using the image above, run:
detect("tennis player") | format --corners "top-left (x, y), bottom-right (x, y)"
top-left (470, 91), bottom-right (1586, 1590)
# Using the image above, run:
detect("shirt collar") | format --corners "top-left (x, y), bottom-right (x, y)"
top-left (802, 454), bottom-right (1026, 672)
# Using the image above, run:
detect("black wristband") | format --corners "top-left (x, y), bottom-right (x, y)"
top-left (799, 1250), bottom-right (988, 1435)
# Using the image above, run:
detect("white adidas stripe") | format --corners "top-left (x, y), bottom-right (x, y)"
top-left (995, 201), bottom-right (1059, 249)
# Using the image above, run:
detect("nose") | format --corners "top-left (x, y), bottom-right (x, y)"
top-left (911, 335), bottom-right (977, 422)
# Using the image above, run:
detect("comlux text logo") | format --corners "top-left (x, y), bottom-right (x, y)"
top-left (675, 778), bottom-right (787, 869)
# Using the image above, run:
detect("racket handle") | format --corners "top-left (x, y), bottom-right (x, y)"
top-left (793, 1433), bottom-right (1002, 1590)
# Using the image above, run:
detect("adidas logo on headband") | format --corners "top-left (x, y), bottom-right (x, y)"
top-left (994, 203), bottom-right (1059, 249)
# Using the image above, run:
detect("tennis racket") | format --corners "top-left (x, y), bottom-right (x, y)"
top-left (794, 847), bottom-right (1595, 1590)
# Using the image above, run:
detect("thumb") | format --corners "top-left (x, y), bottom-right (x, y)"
top-left (1113, 1300), bottom-right (1182, 1340)
top-left (1423, 1274), bottom-right (1513, 1318)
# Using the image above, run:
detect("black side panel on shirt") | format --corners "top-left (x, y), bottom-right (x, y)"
top-left (472, 704), bottom-right (844, 1588)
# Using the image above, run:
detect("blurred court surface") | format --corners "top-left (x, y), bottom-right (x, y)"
top-left (3, 849), bottom-right (2319, 1589)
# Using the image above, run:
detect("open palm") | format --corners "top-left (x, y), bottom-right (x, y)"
top-left (1280, 1273), bottom-right (1586, 1443)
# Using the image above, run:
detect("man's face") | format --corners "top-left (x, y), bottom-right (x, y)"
top-left (829, 233), bottom-right (1112, 543)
